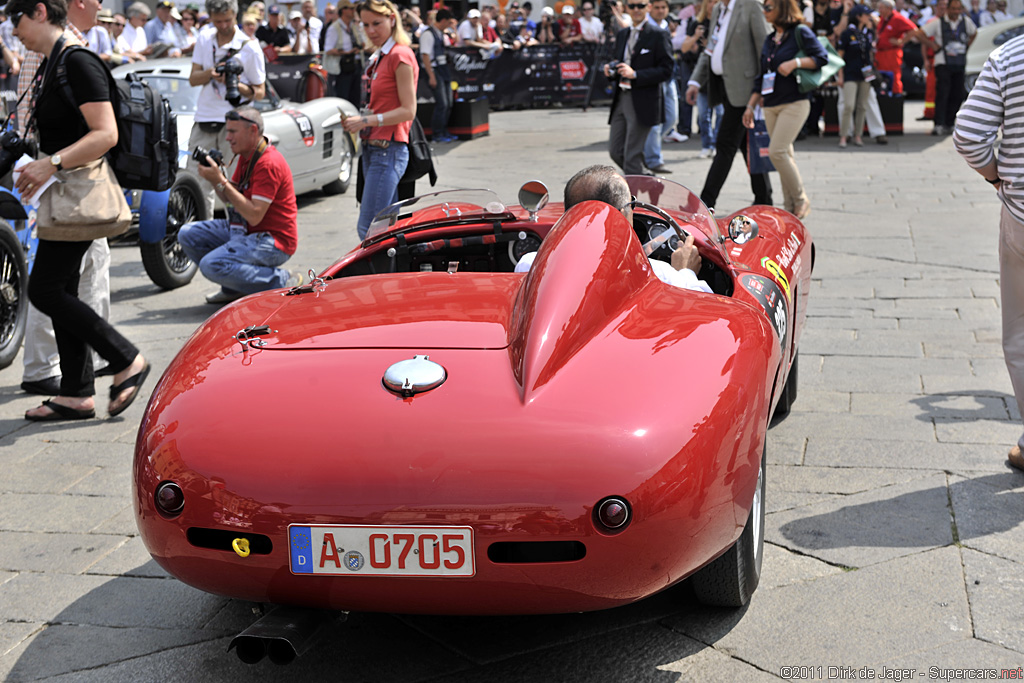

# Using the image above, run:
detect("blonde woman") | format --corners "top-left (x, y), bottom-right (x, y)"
top-left (742, 0), bottom-right (827, 219)
top-left (343, 0), bottom-right (418, 239)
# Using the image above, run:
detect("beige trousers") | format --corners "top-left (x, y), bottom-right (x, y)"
top-left (763, 99), bottom-right (810, 213)
top-left (840, 81), bottom-right (871, 140)
top-left (1000, 205), bottom-right (1024, 449)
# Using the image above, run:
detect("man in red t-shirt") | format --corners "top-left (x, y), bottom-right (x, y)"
top-left (874, 0), bottom-right (918, 94)
top-left (179, 105), bottom-right (303, 305)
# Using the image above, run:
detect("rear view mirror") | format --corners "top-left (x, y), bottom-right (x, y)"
top-left (727, 215), bottom-right (759, 244)
top-left (518, 181), bottom-right (549, 223)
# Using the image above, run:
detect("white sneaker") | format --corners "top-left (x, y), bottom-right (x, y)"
top-left (663, 130), bottom-right (689, 143)
top-left (699, 148), bottom-right (712, 159)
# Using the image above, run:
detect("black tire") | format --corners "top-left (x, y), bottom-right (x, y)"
top-left (0, 221), bottom-right (28, 370)
top-left (772, 353), bottom-right (799, 421)
top-left (691, 445), bottom-right (765, 607)
top-left (140, 175), bottom-right (206, 290)
top-left (322, 132), bottom-right (355, 195)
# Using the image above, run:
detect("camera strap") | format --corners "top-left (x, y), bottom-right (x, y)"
top-left (235, 137), bottom-right (268, 193)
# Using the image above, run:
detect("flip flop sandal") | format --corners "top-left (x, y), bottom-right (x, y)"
top-left (108, 362), bottom-right (151, 417)
top-left (25, 399), bottom-right (96, 422)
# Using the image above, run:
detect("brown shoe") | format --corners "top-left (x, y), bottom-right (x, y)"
top-left (1009, 445), bottom-right (1024, 472)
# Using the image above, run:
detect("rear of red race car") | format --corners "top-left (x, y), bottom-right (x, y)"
top-left (133, 202), bottom-right (781, 616)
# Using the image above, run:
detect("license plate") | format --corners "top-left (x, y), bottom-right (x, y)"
top-left (288, 525), bottom-right (475, 577)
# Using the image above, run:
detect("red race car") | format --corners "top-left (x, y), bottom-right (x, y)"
top-left (134, 176), bottom-right (812, 660)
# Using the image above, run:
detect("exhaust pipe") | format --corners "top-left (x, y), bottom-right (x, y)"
top-left (229, 606), bottom-right (342, 665)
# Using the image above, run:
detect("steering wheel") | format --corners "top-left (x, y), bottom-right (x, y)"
top-left (635, 199), bottom-right (689, 258)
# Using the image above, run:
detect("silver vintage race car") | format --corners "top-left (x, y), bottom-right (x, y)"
top-left (111, 58), bottom-right (360, 289)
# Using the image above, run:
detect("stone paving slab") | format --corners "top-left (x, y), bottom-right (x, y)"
top-left (664, 547), bottom-right (971, 670)
top-left (766, 473), bottom-right (954, 568)
top-left (961, 548), bottom-right (1024, 654)
top-left (0, 531), bottom-right (125, 574)
top-left (949, 471), bottom-right (1024, 565)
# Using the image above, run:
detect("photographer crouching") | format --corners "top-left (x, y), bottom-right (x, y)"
top-left (178, 106), bottom-right (302, 305)
top-left (187, 0), bottom-right (266, 218)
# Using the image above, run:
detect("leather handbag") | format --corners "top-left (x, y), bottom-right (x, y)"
top-left (793, 28), bottom-right (845, 93)
top-left (37, 158), bottom-right (132, 241)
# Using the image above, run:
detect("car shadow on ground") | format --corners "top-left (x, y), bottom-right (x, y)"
top-left (4, 562), bottom-right (749, 682)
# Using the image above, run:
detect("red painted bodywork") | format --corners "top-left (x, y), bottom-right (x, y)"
top-left (134, 185), bottom-right (813, 615)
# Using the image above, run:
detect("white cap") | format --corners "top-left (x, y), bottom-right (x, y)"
top-left (467, 8), bottom-right (481, 17)
top-left (542, 6), bottom-right (554, 15)
top-left (514, 251), bottom-right (537, 273)
top-left (562, 5), bottom-right (574, 13)
top-left (289, 9), bottom-right (302, 19)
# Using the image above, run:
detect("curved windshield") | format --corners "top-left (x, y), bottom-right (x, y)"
top-left (139, 76), bottom-right (201, 114)
top-left (624, 175), bottom-right (723, 246)
top-left (364, 189), bottom-right (516, 244)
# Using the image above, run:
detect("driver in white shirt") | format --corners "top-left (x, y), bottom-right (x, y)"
top-left (516, 165), bottom-right (713, 293)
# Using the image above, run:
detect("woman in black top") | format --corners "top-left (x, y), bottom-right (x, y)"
top-left (743, 0), bottom-right (828, 219)
top-left (13, 0), bottom-right (148, 421)
top-left (836, 6), bottom-right (875, 147)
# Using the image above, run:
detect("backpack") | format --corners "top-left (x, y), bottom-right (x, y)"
top-left (401, 117), bottom-right (437, 186)
top-left (54, 46), bottom-right (178, 192)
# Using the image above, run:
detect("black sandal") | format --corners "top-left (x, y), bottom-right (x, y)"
top-left (108, 362), bottom-right (151, 417)
top-left (25, 399), bottom-right (96, 422)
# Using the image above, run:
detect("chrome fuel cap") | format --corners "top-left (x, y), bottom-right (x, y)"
top-left (383, 355), bottom-right (447, 397)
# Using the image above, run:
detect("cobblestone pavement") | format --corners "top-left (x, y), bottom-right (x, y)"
top-left (1, 105), bottom-right (1022, 682)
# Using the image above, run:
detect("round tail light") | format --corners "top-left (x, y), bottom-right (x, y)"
top-left (155, 481), bottom-right (185, 516)
top-left (595, 497), bottom-right (631, 533)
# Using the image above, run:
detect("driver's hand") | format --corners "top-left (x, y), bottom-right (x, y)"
top-left (671, 234), bottom-right (702, 273)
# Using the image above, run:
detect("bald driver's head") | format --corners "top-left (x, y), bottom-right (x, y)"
top-left (564, 165), bottom-right (632, 214)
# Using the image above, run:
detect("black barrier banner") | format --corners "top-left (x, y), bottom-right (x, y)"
top-left (418, 44), bottom-right (614, 109)
top-left (266, 45), bottom-right (614, 109)
top-left (265, 54), bottom-right (322, 102)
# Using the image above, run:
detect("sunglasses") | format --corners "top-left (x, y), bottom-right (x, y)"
top-left (226, 110), bottom-right (259, 126)
top-left (627, 2), bottom-right (648, 8)
top-left (10, 10), bottom-right (25, 25)
top-left (763, 4), bottom-right (773, 10)
top-left (619, 195), bottom-right (637, 212)
top-left (115, 21), bottom-right (125, 26)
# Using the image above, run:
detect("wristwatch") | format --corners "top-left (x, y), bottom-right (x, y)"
top-left (50, 154), bottom-right (63, 171)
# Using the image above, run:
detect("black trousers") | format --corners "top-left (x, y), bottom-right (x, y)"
top-left (28, 239), bottom-right (138, 397)
top-left (700, 101), bottom-right (773, 210)
top-left (934, 64), bottom-right (966, 129)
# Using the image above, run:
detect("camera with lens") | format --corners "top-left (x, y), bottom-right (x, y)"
top-left (215, 48), bottom-right (245, 106)
top-left (192, 146), bottom-right (224, 167)
top-left (0, 128), bottom-right (38, 179)
top-left (605, 59), bottom-right (622, 81)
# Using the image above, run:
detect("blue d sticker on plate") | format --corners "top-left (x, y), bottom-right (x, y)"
top-left (289, 526), bottom-right (313, 573)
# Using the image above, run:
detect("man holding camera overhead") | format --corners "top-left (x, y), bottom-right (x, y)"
top-left (178, 105), bottom-right (301, 305)
top-left (188, 0), bottom-right (266, 218)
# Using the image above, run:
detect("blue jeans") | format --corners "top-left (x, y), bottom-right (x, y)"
top-left (430, 65), bottom-right (453, 139)
top-left (697, 91), bottom-right (724, 150)
top-left (357, 142), bottom-right (409, 240)
top-left (178, 219), bottom-right (291, 295)
top-left (644, 78), bottom-right (679, 168)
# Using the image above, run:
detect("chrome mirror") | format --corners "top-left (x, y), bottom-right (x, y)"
top-left (727, 215), bottom-right (759, 244)
top-left (518, 180), bottom-right (549, 223)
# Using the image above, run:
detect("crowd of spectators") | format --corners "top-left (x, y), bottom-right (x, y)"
top-left (0, 0), bottom-right (1015, 157)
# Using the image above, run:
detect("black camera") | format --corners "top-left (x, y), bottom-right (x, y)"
top-left (0, 128), bottom-right (38, 179)
top-left (605, 60), bottom-right (621, 80)
top-left (215, 49), bottom-right (245, 106)
top-left (192, 146), bottom-right (224, 167)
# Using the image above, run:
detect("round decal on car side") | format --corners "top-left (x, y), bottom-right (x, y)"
top-left (283, 109), bottom-right (316, 147)
top-left (741, 273), bottom-right (789, 353)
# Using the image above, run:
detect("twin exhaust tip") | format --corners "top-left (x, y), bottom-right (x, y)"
top-left (228, 606), bottom-right (342, 665)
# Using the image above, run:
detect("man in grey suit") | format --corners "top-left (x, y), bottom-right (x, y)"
top-left (685, 0), bottom-right (772, 210)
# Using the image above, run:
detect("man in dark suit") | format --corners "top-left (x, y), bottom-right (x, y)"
top-left (685, 0), bottom-right (772, 210)
top-left (605, 0), bottom-right (674, 175)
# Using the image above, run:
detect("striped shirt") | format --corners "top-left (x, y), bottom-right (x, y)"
top-left (954, 34), bottom-right (1024, 223)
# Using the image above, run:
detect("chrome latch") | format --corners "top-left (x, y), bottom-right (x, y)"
top-left (235, 324), bottom-right (273, 350)
top-left (286, 269), bottom-right (328, 296)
